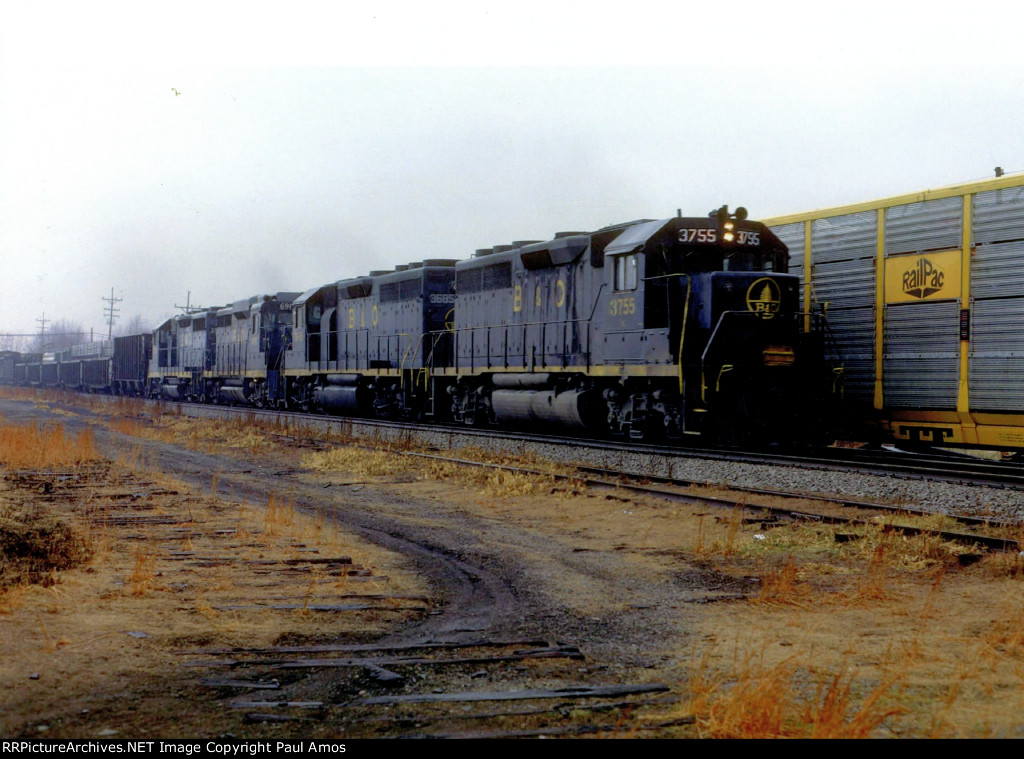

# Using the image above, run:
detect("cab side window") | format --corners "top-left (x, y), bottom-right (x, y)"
top-left (614, 254), bottom-right (638, 291)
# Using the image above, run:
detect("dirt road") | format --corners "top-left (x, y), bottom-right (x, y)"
top-left (1, 398), bottom-right (705, 738)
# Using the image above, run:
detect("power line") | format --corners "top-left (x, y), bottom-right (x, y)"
top-left (102, 288), bottom-right (123, 340)
top-left (0, 332), bottom-right (87, 338)
top-left (175, 290), bottom-right (206, 314)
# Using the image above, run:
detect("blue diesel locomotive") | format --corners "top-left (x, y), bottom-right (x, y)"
top-left (9, 207), bottom-right (841, 443)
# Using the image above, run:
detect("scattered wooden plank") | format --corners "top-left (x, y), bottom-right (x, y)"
top-left (199, 678), bottom-right (280, 689)
top-left (174, 638), bottom-right (553, 657)
top-left (207, 603), bottom-right (425, 613)
top-left (242, 713), bottom-right (315, 724)
top-left (248, 557), bottom-right (352, 566)
top-left (183, 645), bottom-right (576, 670)
top-left (357, 683), bottom-right (670, 705)
top-left (183, 660), bottom-right (289, 668)
top-left (274, 647), bottom-right (583, 670)
top-left (229, 701), bottom-right (324, 709)
top-left (422, 717), bottom-right (695, 739)
top-left (354, 694), bottom-right (679, 724)
top-left (681, 593), bottom-right (750, 604)
top-left (89, 515), bottom-right (184, 525)
top-left (258, 593), bottom-right (430, 602)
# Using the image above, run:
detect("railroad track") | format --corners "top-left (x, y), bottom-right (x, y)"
top-left (14, 388), bottom-right (1024, 489)
top-left (25, 391), bottom-right (1024, 549)
top-left (198, 413), bottom-right (1017, 552)
top-left (130, 396), bottom-right (1024, 491)
top-left (130, 398), bottom-right (1024, 553)
top-left (390, 450), bottom-right (1023, 554)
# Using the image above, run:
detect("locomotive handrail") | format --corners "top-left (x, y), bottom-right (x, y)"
top-left (449, 316), bottom-right (594, 373)
top-left (587, 283), bottom-right (607, 321)
top-left (700, 310), bottom-right (805, 403)
top-left (679, 276), bottom-right (691, 395)
top-left (623, 271), bottom-right (696, 394)
top-left (398, 332), bottom-right (421, 386)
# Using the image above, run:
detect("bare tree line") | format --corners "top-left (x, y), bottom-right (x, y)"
top-left (0, 314), bottom-right (151, 353)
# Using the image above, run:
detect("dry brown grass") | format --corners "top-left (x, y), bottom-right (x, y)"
top-left (0, 421), bottom-right (99, 468)
top-left (675, 506), bottom-right (1024, 737)
top-left (108, 417), bottom-right (150, 437)
top-left (685, 647), bottom-right (904, 738)
top-left (0, 584), bottom-right (29, 614)
top-left (128, 546), bottom-right (157, 596)
top-left (755, 556), bottom-right (812, 607)
top-left (303, 445), bottom-right (400, 477)
top-left (305, 442), bottom-right (560, 499)
top-left (263, 493), bottom-right (296, 536)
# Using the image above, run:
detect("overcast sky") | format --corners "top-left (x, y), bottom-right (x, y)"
top-left (3, 1), bottom-right (1024, 340)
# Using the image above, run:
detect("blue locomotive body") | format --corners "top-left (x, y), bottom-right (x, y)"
top-left (438, 209), bottom-right (836, 441)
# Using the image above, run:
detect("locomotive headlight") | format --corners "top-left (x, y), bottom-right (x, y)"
top-left (723, 221), bottom-right (735, 242)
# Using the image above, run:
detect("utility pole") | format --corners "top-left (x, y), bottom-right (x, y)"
top-left (102, 288), bottom-right (123, 340)
top-left (36, 312), bottom-right (49, 351)
top-left (175, 291), bottom-right (205, 314)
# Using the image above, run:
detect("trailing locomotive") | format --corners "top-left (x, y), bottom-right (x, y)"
top-left (7, 206), bottom-right (842, 445)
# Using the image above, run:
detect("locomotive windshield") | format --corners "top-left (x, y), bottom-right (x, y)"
top-left (722, 249), bottom-right (777, 272)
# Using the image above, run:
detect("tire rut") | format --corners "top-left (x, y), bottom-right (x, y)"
top-left (93, 426), bottom-right (525, 644)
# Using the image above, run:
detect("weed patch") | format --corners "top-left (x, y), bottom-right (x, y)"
top-left (0, 421), bottom-right (99, 468)
top-left (685, 649), bottom-right (903, 738)
top-left (0, 510), bottom-right (93, 588)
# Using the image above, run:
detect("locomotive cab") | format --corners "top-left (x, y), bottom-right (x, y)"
top-left (596, 208), bottom-right (834, 443)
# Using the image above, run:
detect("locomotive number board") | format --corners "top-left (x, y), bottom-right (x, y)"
top-left (678, 228), bottom-right (761, 246)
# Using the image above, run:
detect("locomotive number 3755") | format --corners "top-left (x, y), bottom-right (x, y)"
top-left (609, 296), bottom-right (636, 316)
top-left (678, 228), bottom-right (760, 245)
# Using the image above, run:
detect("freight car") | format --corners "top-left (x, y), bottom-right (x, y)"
top-left (111, 334), bottom-right (152, 396)
top-left (6, 206), bottom-right (842, 446)
top-left (5, 338), bottom-right (151, 397)
top-left (0, 351), bottom-right (18, 385)
top-left (764, 173), bottom-right (1024, 449)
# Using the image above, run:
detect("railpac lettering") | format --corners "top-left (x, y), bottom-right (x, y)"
top-left (901, 257), bottom-right (945, 299)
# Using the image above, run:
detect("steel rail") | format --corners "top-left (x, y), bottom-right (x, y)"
top-left (394, 451), bottom-right (1021, 553)
top-left (20, 390), bottom-right (1024, 490)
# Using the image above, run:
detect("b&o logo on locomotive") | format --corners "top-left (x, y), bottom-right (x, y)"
top-left (745, 278), bottom-right (782, 320)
